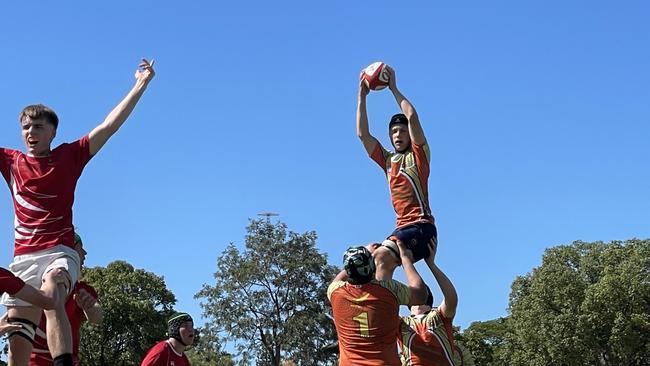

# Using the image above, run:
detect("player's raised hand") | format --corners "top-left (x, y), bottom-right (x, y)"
top-left (74, 288), bottom-right (97, 311)
top-left (425, 238), bottom-right (438, 265)
top-left (135, 58), bottom-right (156, 85)
top-left (385, 65), bottom-right (397, 91)
top-left (359, 71), bottom-right (369, 97)
top-left (395, 239), bottom-right (414, 263)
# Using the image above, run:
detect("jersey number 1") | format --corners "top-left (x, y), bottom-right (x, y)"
top-left (352, 312), bottom-right (370, 337)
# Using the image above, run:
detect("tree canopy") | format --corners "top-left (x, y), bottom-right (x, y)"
top-left (78, 260), bottom-right (177, 365)
top-left (196, 219), bottom-right (339, 365)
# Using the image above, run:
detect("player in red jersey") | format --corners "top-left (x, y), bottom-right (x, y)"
top-left (141, 313), bottom-right (195, 366)
top-left (1, 59), bottom-right (155, 366)
top-left (357, 65), bottom-right (437, 281)
top-left (328, 241), bottom-right (427, 365)
top-left (398, 242), bottom-right (474, 366)
top-left (30, 234), bottom-right (103, 366)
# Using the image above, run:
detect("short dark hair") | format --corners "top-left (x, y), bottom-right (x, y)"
top-left (388, 113), bottom-right (408, 129)
top-left (19, 104), bottom-right (59, 129)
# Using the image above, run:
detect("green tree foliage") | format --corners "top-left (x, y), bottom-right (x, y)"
top-left (505, 239), bottom-right (650, 366)
top-left (196, 219), bottom-right (339, 365)
top-left (186, 326), bottom-right (236, 365)
top-left (460, 318), bottom-right (510, 366)
top-left (78, 260), bottom-right (177, 365)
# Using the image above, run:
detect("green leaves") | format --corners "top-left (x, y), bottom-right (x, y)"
top-left (78, 261), bottom-right (177, 365)
top-left (195, 219), bottom-right (338, 365)
top-left (463, 239), bottom-right (650, 366)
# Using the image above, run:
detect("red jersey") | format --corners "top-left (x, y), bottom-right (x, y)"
top-left (0, 137), bottom-right (92, 256)
top-left (370, 141), bottom-right (434, 229)
top-left (398, 310), bottom-right (462, 366)
top-left (29, 281), bottom-right (98, 366)
top-left (328, 279), bottom-right (412, 365)
top-left (0, 267), bottom-right (25, 295)
top-left (141, 340), bottom-right (191, 366)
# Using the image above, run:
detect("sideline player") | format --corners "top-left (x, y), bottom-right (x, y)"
top-left (356, 65), bottom-right (437, 280)
top-left (328, 241), bottom-right (427, 365)
top-left (30, 233), bottom-right (103, 366)
top-left (1, 59), bottom-right (155, 366)
top-left (141, 312), bottom-right (195, 366)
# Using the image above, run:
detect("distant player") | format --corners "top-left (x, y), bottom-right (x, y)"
top-left (357, 65), bottom-right (437, 280)
top-left (1, 59), bottom-right (155, 366)
top-left (141, 312), bottom-right (195, 366)
top-left (398, 242), bottom-right (474, 366)
top-left (328, 241), bottom-right (427, 365)
top-left (30, 233), bottom-right (103, 366)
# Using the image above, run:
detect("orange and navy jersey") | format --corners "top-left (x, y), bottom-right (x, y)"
top-left (370, 141), bottom-right (434, 229)
top-left (328, 279), bottom-right (412, 365)
top-left (398, 310), bottom-right (462, 366)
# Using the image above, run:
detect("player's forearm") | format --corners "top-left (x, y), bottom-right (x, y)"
top-left (356, 96), bottom-right (371, 139)
top-left (89, 80), bottom-right (151, 155)
top-left (427, 261), bottom-right (458, 311)
top-left (15, 286), bottom-right (58, 310)
top-left (390, 87), bottom-right (417, 120)
top-left (403, 258), bottom-right (426, 304)
top-left (103, 80), bottom-right (150, 135)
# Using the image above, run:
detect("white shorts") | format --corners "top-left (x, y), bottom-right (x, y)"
top-left (1, 245), bottom-right (80, 307)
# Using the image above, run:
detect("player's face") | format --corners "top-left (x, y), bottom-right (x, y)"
top-left (21, 117), bottom-right (56, 157)
top-left (410, 304), bottom-right (432, 316)
top-left (179, 320), bottom-right (195, 346)
top-left (74, 242), bottom-right (87, 267)
top-left (390, 124), bottom-right (410, 153)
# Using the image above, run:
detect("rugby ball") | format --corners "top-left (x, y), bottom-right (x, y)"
top-left (362, 62), bottom-right (390, 90)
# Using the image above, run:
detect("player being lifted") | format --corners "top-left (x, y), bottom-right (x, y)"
top-left (1, 59), bottom-right (155, 366)
top-left (356, 64), bottom-right (437, 280)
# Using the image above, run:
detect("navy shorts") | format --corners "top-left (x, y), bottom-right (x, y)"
top-left (389, 222), bottom-right (437, 262)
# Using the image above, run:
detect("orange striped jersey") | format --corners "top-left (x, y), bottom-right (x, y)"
top-left (370, 141), bottom-right (434, 229)
top-left (398, 310), bottom-right (462, 366)
top-left (328, 279), bottom-right (412, 366)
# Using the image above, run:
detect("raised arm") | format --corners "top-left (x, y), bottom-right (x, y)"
top-left (396, 240), bottom-right (427, 305)
top-left (357, 72), bottom-right (380, 155)
top-left (424, 240), bottom-right (458, 319)
top-left (88, 59), bottom-right (156, 155)
top-left (385, 66), bottom-right (426, 146)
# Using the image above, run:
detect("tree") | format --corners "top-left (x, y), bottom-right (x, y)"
top-left (459, 318), bottom-right (510, 366)
top-left (78, 260), bottom-right (177, 365)
top-left (505, 239), bottom-right (650, 365)
top-left (196, 219), bottom-right (339, 365)
top-left (186, 326), bottom-right (236, 366)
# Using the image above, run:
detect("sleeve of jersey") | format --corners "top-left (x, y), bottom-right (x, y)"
top-left (327, 281), bottom-right (346, 301)
top-left (369, 143), bottom-right (390, 171)
top-left (412, 141), bottom-right (431, 177)
top-left (72, 135), bottom-right (93, 173)
top-left (0, 267), bottom-right (25, 295)
top-left (0, 148), bottom-right (12, 183)
top-left (381, 280), bottom-right (412, 305)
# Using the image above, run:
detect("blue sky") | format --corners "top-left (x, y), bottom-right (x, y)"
top-left (1, 1), bottom-right (649, 332)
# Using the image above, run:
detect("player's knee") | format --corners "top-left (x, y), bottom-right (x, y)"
top-left (373, 246), bottom-right (399, 269)
top-left (44, 267), bottom-right (72, 295)
top-left (7, 317), bottom-right (37, 344)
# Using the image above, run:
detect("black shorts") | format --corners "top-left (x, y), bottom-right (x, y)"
top-left (389, 222), bottom-right (437, 262)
